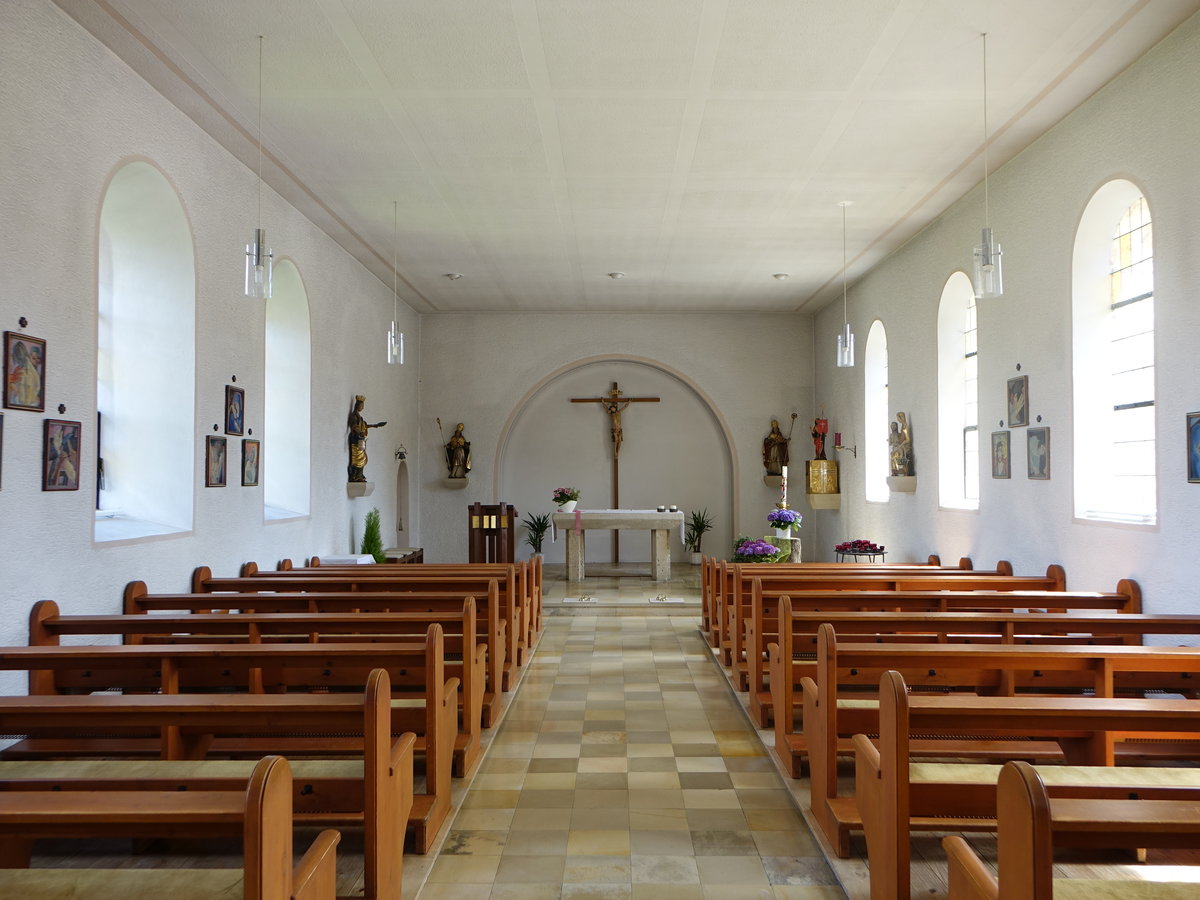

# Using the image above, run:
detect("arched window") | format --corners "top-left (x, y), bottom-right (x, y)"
top-left (937, 272), bottom-right (979, 509)
top-left (864, 320), bottom-right (889, 502)
top-left (96, 162), bottom-right (195, 541)
top-left (264, 259), bottom-right (311, 519)
top-left (1072, 181), bottom-right (1156, 524)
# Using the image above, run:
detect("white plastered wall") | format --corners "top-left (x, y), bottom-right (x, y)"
top-left (0, 0), bottom-right (420, 693)
top-left (417, 312), bottom-right (814, 564)
top-left (812, 12), bottom-right (1200, 619)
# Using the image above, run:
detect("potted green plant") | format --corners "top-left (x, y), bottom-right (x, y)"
top-left (683, 508), bottom-right (714, 564)
top-left (523, 511), bottom-right (552, 557)
top-left (360, 507), bottom-right (387, 564)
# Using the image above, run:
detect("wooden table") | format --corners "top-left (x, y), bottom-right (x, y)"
top-left (552, 509), bottom-right (684, 581)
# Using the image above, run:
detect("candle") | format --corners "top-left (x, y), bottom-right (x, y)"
top-left (834, 432), bottom-right (841, 447)
top-left (781, 465), bottom-right (788, 505)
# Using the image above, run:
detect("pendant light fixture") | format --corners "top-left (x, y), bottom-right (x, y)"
top-left (972, 32), bottom-right (1002, 299)
top-left (387, 201), bottom-right (404, 365)
top-left (835, 200), bottom-right (855, 368)
top-left (244, 35), bottom-right (273, 299)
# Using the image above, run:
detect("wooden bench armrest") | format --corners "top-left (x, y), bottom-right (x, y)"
top-left (291, 829), bottom-right (341, 900)
top-left (943, 835), bottom-right (998, 900)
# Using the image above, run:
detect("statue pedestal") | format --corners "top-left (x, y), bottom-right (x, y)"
top-left (766, 534), bottom-right (802, 562)
top-left (887, 475), bottom-right (917, 493)
top-left (347, 481), bottom-right (375, 498)
top-left (443, 476), bottom-right (469, 489)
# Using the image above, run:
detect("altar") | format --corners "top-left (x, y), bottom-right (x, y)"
top-left (552, 508), bottom-right (684, 582)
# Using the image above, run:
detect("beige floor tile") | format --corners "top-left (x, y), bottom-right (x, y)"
top-left (502, 829), bottom-right (570, 856)
top-left (510, 808), bottom-right (575, 831)
top-left (770, 887), bottom-right (848, 899)
top-left (474, 773), bottom-right (528, 790)
top-left (701, 887), bottom-right (775, 899)
top-left (736, 789), bottom-right (795, 809)
top-left (682, 788), bottom-right (742, 809)
top-left (627, 771), bottom-right (682, 790)
top-left (578, 756), bottom-right (630, 773)
top-left (629, 854), bottom-right (701, 884)
top-left (563, 854), bottom-right (633, 883)
top-left (490, 883), bottom-right (566, 899)
top-left (628, 808), bottom-right (691, 830)
top-left (495, 854), bottom-right (568, 883)
top-left (626, 743), bottom-right (675, 758)
top-left (567, 829), bottom-right (633, 856)
top-left (562, 882), bottom-right (634, 899)
top-left (570, 807), bottom-right (631, 830)
top-left (426, 854), bottom-right (502, 884)
top-left (452, 808), bottom-right (517, 830)
top-left (674, 758), bottom-right (728, 773)
top-left (729, 772), bottom-right (784, 790)
top-left (752, 829), bottom-right (823, 857)
top-left (574, 789), bottom-right (631, 809)
top-left (463, 789), bottom-right (521, 809)
top-left (631, 885), bottom-right (704, 900)
top-left (441, 829), bottom-right (509, 855)
top-left (629, 829), bottom-right (695, 855)
top-left (695, 855), bottom-right (769, 885)
top-left (627, 788), bottom-right (686, 809)
top-left (416, 883), bottom-right (491, 899)
top-left (523, 772), bottom-right (579, 790)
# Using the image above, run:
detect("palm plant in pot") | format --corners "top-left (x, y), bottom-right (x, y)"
top-left (683, 508), bottom-right (714, 564)
top-left (523, 512), bottom-right (552, 557)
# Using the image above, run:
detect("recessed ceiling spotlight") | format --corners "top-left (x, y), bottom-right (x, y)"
top-left (773, 273), bottom-right (789, 280)
top-left (608, 272), bottom-right (625, 279)
top-left (445, 273), bottom-right (464, 280)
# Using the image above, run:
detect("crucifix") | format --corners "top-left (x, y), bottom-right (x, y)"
top-left (570, 382), bottom-right (660, 563)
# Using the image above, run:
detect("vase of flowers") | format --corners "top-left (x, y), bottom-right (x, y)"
top-left (732, 537), bottom-right (785, 563)
top-left (767, 507), bottom-right (802, 538)
top-left (552, 486), bottom-right (580, 512)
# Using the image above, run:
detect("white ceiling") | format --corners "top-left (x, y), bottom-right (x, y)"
top-left (54, 0), bottom-right (1200, 314)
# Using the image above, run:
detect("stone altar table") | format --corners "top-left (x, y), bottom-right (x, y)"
top-left (552, 509), bottom-right (684, 582)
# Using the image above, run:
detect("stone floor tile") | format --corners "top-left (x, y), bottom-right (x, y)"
top-left (628, 828), bottom-right (694, 856)
top-left (495, 853), bottom-right (568, 883)
top-left (629, 854), bottom-right (701, 884)
top-left (440, 829), bottom-right (509, 855)
top-left (567, 829), bottom-right (633, 856)
top-left (563, 854), bottom-right (634, 883)
top-left (502, 829), bottom-right (570, 856)
top-left (695, 855), bottom-right (769, 885)
top-left (426, 853), bottom-right (502, 884)
top-left (561, 883), bottom-right (633, 900)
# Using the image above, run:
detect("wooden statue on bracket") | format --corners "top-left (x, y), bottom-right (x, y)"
top-left (347, 395), bottom-right (386, 483)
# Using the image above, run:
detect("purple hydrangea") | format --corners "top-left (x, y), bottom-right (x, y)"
top-left (735, 539), bottom-right (781, 559)
top-left (767, 508), bottom-right (802, 530)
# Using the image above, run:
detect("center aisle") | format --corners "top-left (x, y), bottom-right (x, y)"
top-left (418, 608), bottom-right (845, 899)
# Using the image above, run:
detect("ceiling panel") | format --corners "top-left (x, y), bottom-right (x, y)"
top-left (59, 0), bottom-right (1200, 314)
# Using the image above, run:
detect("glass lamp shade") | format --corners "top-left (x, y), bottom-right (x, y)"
top-left (244, 228), bottom-right (273, 299)
top-left (387, 323), bottom-right (404, 365)
top-left (836, 321), bottom-right (855, 368)
top-left (972, 227), bottom-right (1003, 299)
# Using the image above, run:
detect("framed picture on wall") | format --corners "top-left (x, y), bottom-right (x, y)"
top-left (43, 418), bottom-right (81, 491)
top-left (1187, 412), bottom-right (1200, 483)
top-left (206, 435), bottom-right (227, 487)
top-left (990, 430), bottom-right (1010, 478)
top-left (242, 438), bottom-right (260, 487)
top-left (4, 331), bottom-right (46, 412)
top-left (1027, 426), bottom-right (1050, 480)
top-left (225, 385), bottom-right (245, 436)
top-left (1007, 375), bottom-right (1029, 427)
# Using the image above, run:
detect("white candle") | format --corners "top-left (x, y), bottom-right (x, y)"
top-left (781, 465), bottom-right (788, 505)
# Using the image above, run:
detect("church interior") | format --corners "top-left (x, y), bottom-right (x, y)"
top-left (4, 1), bottom-right (1200, 897)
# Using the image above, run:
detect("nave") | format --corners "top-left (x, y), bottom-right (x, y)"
top-left (415, 577), bottom-right (845, 899)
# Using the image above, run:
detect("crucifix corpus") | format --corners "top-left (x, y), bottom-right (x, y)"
top-left (570, 382), bottom-right (660, 563)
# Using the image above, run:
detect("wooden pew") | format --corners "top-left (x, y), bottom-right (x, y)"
top-left (0, 755), bottom-right (339, 900)
top-left (858, 672), bottom-right (1200, 900)
top-left (0, 633), bottom-right (454, 855)
top-left (32, 598), bottom-right (486, 777)
top-left (304, 557), bottom-right (544, 649)
top-left (803, 627), bottom-right (1200, 858)
top-left (725, 563), bottom-right (1066, 688)
top-left (125, 579), bottom-right (509, 728)
top-left (700, 556), bottom-right (960, 648)
top-left (755, 580), bottom-right (1145, 728)
top-left (0, 671), bottom-right (412, 895)
top-left (193, 566), bottom-right (526, 692)
top-left (944, 760), bottom-right (1200, 900)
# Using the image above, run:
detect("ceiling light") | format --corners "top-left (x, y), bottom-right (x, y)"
top-left (773, 273), bottom-right (789, 281)
top-left (972, 33), bottom-right (1003, 299)
top-left (608, 272), bottom-right (625, 279)
top-left (387, 201), bottom-right (403, 365)
top-left (244, 35), bottom-right (272, 299)
top-left (445, 273), bottom-right (463, 280)
top-left (836, 201), bottom-right (855, 368)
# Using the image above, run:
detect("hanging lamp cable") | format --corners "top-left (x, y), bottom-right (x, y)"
top-left (256, 35), bottom-right (264, 229)
top-left (981, 32), bottom-right (989, 229)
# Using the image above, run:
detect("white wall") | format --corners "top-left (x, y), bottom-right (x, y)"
top-left (0, 0), bottom-right (420, 691)
top-left (813, 12), bottom-right (1200, 617)
top-left (417, 313), bottom-right (814, 563)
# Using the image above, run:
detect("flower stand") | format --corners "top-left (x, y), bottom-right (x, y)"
top-left (766, 533), bottom-right (802, 562)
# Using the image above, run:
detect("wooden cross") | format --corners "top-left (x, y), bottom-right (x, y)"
top-left (570, 382), bottom-right (660, 563)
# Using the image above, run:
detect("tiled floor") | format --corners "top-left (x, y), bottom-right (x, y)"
top-left (416, 566), bottom-right (845, 899)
